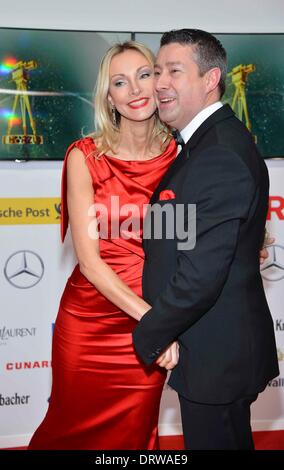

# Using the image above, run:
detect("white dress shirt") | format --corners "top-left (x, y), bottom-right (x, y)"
top-left (180, 101), bottom-right (223, 146)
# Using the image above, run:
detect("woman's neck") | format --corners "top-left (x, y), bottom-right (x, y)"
top-left (113, 116), bottom-right (160, 160)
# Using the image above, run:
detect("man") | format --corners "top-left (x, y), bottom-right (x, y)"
top-left (133, 29), bottom-right (279, 450)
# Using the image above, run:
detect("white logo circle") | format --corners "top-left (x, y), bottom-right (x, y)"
top-left (4, 250), bottom-right (44, 289)
top-left (261, 244), bottom-right (284, 282)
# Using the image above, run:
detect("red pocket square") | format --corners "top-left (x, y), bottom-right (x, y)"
top-left (159, 189), bottom-right (176, 201)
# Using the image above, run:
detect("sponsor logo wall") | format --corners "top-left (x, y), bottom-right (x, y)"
top-left (0, 160), bottom-right (283, 447)
top-left (251, 160), bottom-right (284, 430)
top-left (0, 163), bottom-right (76, 448)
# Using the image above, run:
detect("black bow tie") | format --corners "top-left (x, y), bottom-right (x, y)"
top-left (172, 129), bottom-right (185, 148)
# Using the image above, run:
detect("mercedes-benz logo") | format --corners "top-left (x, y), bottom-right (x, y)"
top-left (261, 244), bottom-right (284, 282)
top-left (4, 250), bottom-right (44, 289)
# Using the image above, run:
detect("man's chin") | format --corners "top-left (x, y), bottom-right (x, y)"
top-left (158, 110), bottom-right (176, 127)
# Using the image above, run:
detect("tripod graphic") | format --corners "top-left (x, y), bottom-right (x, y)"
top-left (2, 60), bottom-right (43, 145)
top-left (227, 63), bottom-right (256, 137)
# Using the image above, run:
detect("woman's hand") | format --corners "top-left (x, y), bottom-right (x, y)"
top-left (260, 235), bottom-right (275, 265)
top-left (156, 341), bottom-right (179, 370)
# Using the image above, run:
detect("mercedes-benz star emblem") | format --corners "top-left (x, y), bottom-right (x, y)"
top-left (261, 244), bottom-right (284, 282)
top-left (4, 250), bottom-right (44, 289)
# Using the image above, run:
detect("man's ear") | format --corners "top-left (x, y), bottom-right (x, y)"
top-left (205, 68), bottom-right (221, 93)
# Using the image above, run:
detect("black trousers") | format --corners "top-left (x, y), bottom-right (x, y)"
top-left (179, 393), bottom-right (258, 450)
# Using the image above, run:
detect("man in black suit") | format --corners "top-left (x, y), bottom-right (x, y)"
top-left (133, 29), bottom-right (279, 450)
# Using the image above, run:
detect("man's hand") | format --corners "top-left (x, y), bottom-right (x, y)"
top-left (156, 341), bottom-right (179, 370)
top-left (260, 235), bottom-right (275, 265)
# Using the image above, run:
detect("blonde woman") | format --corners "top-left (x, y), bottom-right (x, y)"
top-left (28, 42), bottom-right (178, 450)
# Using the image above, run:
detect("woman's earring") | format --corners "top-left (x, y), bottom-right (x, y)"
top-left (111, 106), bottom-right (117, 126)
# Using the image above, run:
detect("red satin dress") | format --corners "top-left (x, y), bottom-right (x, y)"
top-left (28, 137), bottom-right (177, 450)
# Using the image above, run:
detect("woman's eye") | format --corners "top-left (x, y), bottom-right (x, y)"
top-left (171, 69), bottom-right (181, 74)
top-left (114, 80), bottom-right (125, 87)
top-left (140, 71), bottom-right (152, 79)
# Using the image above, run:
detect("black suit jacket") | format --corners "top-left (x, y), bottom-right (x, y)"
top-left (133, 104), bottom-right (279, 404)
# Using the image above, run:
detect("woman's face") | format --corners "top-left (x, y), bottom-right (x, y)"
top-left (108, 49), bottom-right (157, 123)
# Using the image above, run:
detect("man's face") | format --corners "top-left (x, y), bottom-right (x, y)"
top-left (154, 43), bottom-right (209, 131)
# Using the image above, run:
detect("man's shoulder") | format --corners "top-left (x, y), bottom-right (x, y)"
top-left (193, 114), bottom-right (261, 168)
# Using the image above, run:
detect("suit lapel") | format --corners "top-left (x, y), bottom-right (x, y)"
top-left (150, 104), bottom-right (235, 205)
top-left (150, 146), bottom-right (188, 204)
top-left (185, 104), bottom-right (234, 153)
top-left (144, 105), bottom-right (235, 252)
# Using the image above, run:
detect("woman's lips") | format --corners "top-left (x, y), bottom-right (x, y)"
top-left (128, 98), bottom-right (149, 109)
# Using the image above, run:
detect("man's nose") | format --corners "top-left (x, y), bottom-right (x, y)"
top-left (155, 72), bottom-right (169, 90)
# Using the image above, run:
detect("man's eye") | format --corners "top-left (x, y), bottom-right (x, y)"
top-left (154, 71), bottom-right (161, 76)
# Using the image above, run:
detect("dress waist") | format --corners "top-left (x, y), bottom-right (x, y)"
top-left (59, 244), bottom-right (144, 317)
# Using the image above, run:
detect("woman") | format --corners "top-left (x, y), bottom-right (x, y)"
top-left (28, 41), bottom-right (178, 450)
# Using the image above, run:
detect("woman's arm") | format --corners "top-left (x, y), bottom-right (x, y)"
top-left (66, 147), bottom-right (179, 370)
top-left (66, 147), bottom-right (149, 321)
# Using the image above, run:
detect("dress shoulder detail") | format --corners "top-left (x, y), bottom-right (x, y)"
top-left (60, 138), bottom-right (97, 243)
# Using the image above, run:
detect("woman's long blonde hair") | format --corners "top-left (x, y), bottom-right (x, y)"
top-left (90, 41), bottom-right (171, 157)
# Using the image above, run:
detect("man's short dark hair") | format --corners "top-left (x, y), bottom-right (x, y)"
top-left (160, 29), bottom-right (227, 98)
